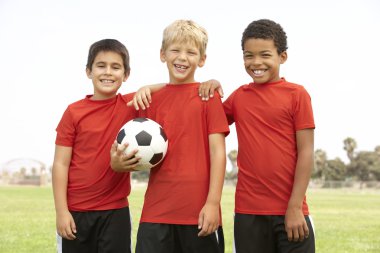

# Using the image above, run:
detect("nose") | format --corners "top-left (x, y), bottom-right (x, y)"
top-left (178, 51), bottom-right (186, 61)
top-left (105, 66), bottom-right (112, 75)
top-left (252, 56), bottom-right (262, 66)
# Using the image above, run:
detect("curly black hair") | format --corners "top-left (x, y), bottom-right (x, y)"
top-left (241, 19), bottom-right (288, 54)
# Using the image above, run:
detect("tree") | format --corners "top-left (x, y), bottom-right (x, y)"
top-left (227, 150), bottom-right (238, 173)
top-left (346, 151), bottom-right (380, 187)
top-left (314, 149), bottom-right (347, 181)
top-left (324, 158), bottom-right (347, 181)
top-left (343, 137), bottom-right (357, 161)
top-left (226, 149), bottom-right (238, 184)
top-left (375, 146), bottom-right (380, 156)
top-left (313, 149), bottom-right (327, 179)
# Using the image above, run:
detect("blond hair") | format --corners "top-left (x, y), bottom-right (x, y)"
top-left (161, 20), bottom-right (208, 57)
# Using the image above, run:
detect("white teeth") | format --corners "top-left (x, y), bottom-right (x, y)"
top-left (253, 70), bottom-right (265, 75)
top-left (175, 64), bottom-right (187, 69)
top-left (101, 80), bottom-right (114, 83)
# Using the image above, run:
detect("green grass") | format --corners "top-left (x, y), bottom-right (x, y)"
top-left (0, 185), bottom-right (379, 253)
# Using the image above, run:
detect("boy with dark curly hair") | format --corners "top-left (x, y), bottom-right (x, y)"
top-left (223, 19), bottom-right (316, 253)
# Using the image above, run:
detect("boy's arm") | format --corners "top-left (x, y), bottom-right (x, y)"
top-left (128, 80), bottom-right (224, 111)
top-left (285, 129), bottom-right (314, 242)
top-left (52, 145), bottom-right (77, 240)
top-left (198, 133), bottom-right (226, 237)
top-left (127, 83), bottom-right (166, 110)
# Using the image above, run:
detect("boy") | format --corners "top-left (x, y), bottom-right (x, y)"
top-left (52, 39), bottom-right (142, 253)
top-left (206, 19), bottom-right (316, 253)
top-left (134, 18), bottom-right (316, 252)
top-left (53, 38), bottom-right (220, 253)
top-left (112, 20), bottom-right (229, 253)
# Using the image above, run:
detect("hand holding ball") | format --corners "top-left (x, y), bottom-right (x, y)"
top-left (116, 118), bottom-right (168, 171)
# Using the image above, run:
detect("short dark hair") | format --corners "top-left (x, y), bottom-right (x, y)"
top-left (86, 39), bottom-right (130, 75)
top-left (241, 19), bottom-right (288, 54)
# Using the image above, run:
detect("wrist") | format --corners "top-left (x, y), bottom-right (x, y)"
top-left (56, 207), bottom-right (69, 215)
top-left (205, 199), bottom-right (220, 206)
top-left (287, 199), bottom-right (302, 210)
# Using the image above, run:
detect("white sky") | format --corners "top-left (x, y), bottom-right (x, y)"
top-left (0, 0), bottom-right (379, 170)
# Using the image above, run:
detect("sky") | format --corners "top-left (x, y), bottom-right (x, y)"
top-left (0, 0), bottom-right (379, 171)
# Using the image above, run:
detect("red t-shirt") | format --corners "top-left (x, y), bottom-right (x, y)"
top-left (140, 83), bottom-right (230, 225)
top-left (224, 78), bottom-right (315, 215)
top-left (55, 93), bottom-right (137, 211)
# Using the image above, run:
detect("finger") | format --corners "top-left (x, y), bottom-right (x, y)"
top-left (116, 143), bottom-right (128, 156)
top-left (298, 226), bottom-right (305, 241)
top-left (110, 141), bottom-right (118, 156)
top-left (198, 84), bottom-right (208, 101)
top-left (141, 95), bottom-right (150, 108)
top-left (198, 84), bottom-right (204, 97)
top-left (198, 217), bottom-right (210, 236)
top-left (132, 97), bottom-right (140, 110)
top-left (71, 219), bottom-right (77, 234)
top-left (146, 89), bottom-right (152, 103)
top-left (122, 147), bottom-right (137, 161)
top-left (126, 100), bottom-right (133, 107)
top-left (142, 89), bottom-right (152, 106)
top-left (209, 86), bottom-right (215, 98)
top-left (292, 228), bottom-right (299, 242)
top-left (303, 222), bottom-right (310, 239)
top-left (124, 154), bottom-right (141, 165)
top-left (64, 227), bottom-right (75, 240)
top-left (206, 223), bottom-right (214, 236)
top-left (286, 227), bottom-right (293, 242)
top-left (59, 230), bottom-right (67, 240)
top-left (62, 222), bottom-right (75, 240)
top-left (70, 220), bottom-right (77, 239)
top-left (217, 87), bottom-right (224, 98)
top-left (198, 213), bottom-right (204, 230)
top-left (203, 85), bottom-right (210, 100)
top-left (136, 95), bottom-right (146, 110)
top-left (199, 223), bottom-right (211, 237)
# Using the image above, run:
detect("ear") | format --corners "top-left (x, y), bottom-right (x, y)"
top-left (280, 51), bottom-right (288, 64)
top-left (160, 49), bottom-right (166, 63)
top-left (86, 68), bottom-right (92, 79)
top-left (198, 54), bottom-right (207, 68)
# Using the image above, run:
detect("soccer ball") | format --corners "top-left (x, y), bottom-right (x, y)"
top-left (116, 117), bottom-right (168, 171)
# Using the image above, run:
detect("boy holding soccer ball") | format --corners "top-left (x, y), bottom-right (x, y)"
top-left (53, 38), bottom-right (220, 253)
top-left (52, 39), bottom-right (140, 253)
top-left (112, 20), bottom-right (229, 253)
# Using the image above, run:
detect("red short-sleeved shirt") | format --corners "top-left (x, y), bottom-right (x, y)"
top-left (56, 93), bottom-right (137, 211)
top-left (140, 83), bottom-right (230, 225)
top-left (224, 78), bottom-right (315, 215)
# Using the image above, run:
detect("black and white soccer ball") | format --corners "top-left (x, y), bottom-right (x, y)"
top-left (116, 117), bottom-right (168, 171)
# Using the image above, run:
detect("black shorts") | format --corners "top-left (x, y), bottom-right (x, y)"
top-left (234, 214), bottom-right (315, 253)
top-left (136, 223), bottom-right (224, 253)
top-left (57, 206), bottom-right (132, 253)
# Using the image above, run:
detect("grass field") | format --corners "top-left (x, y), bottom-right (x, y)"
top-left (0, 185), bottom-right (379, 253)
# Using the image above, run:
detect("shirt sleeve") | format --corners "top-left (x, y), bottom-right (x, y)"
top-left (294, 86), bottom-right (315, 130)
top-left (223, 89), bottom-right (237, 125)
top-left (55, 107), bottom-right (76, 147)
top-left (206, 93), bottom-right (230, 136)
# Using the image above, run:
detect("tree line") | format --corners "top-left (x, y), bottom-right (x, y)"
top-left (313, 137), bottom-right (380, 183)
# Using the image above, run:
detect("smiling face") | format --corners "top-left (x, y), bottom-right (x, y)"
top-left (86, 51), bottom-right (128, 100)
top-left (160, 41), bottom-right (206, 84)
top-left (243, 38), bottom-right (287, 84)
